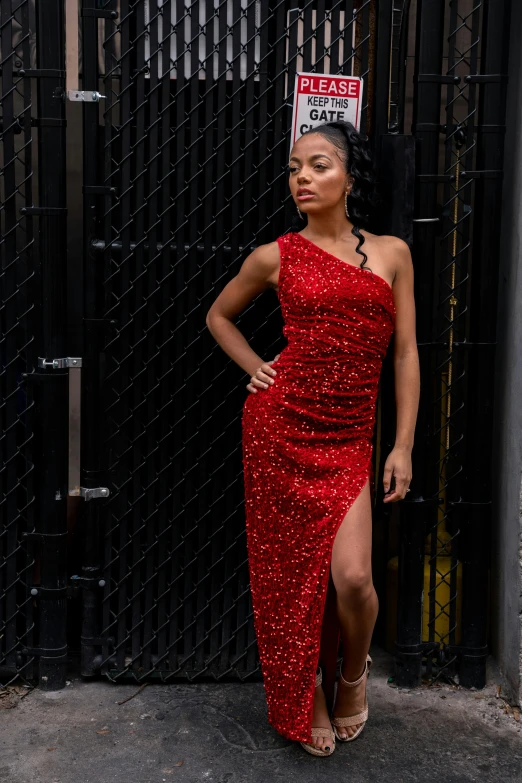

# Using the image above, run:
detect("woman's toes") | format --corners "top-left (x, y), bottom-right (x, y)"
top-left (339, 723), bottom-right (360, 739)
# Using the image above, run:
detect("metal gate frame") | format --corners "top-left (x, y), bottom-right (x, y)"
top-left (0, 0), bottom-right (68, 690)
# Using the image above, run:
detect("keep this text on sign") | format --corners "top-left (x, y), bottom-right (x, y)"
top-left (290, 73), bottom-right (364, 148)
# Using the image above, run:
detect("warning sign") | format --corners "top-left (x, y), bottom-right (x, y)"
top-left (290, 73), bottom-right (364, 147)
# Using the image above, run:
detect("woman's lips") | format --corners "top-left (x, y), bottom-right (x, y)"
top-left (297, 193), bottom-right (315, 201)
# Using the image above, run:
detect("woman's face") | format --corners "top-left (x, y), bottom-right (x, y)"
top-left (288, 133), bottom-right (352, 217)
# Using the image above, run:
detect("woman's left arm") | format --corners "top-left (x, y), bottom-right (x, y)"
top-left (382, 237), bottom-right (420, 503)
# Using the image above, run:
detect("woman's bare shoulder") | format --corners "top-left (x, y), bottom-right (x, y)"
top-left (374, 233), bottom-right (411, 252)
top-left (241, 239), bottom-right (280, 276)
top-left (237, 239), bottom-right (281, 291)
top-left (248, 239), bottom-right (281, 261)
top-left (373, 233), bottom-right (412, 266)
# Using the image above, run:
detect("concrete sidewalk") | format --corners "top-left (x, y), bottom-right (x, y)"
top-left (1, 649), bottom-right (521, 783)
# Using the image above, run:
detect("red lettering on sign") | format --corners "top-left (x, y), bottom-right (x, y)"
top-left (298, 75), bottom-right (360, 97)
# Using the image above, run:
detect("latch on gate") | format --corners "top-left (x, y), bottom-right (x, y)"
top-left (66, 90), bottom-right (106, 103)
top-left (38, 357), bottom-right (82, 369)
top-left (37, 356), bottom-right (110, 501)
top-left (75, 487), bottom-right (110, 501)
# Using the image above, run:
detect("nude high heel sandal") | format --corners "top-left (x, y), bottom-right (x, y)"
top-left (331, 654), bottom-right (372, 742)
top-left (299, 666), bottom-right (336, 757)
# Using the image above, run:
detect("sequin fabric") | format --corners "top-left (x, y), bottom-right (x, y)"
top-left (241, 230), bottom-right (396, 743)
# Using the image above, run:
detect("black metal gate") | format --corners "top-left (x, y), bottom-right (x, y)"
top-left (77, 0), bottom-right (394, 683)
top-left (0, 0), bottom-right (512, 690)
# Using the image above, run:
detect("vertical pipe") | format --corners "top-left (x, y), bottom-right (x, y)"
top-left (459, 0), bottom-right (512, 689)
top-left (34, 0), bottom-right (68, 690)
top-left (373, 0), bottom-right (393, 145)
top-left (80, 0), bottom-right (103, 678)
top-left (395, 0), bottom-right (445, 688)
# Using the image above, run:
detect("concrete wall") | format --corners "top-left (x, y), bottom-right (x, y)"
top-left (490, 0), bottom-right (522, 708)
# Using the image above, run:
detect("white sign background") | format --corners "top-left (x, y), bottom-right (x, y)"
top-left (290, 72), bottom-right (364, 148)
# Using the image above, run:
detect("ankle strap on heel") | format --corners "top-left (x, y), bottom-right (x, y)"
top-left (339, 655), bottom-right (370, 687)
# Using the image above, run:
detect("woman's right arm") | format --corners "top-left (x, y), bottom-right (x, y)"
top-left (205, 241), bottom-right (280, 392)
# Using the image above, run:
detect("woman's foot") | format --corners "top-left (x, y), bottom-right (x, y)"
top-left (332, 660), bottom-right (369, 739)
top-left (310, 677), bottom-right (334, 752)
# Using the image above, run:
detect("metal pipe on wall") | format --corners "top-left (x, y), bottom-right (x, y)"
top-left (395, 0), bottom-right (446, 688)
top-left (457, 0), bottom-right (511, 689)
top-left (33, 0), bottom-right (69, 690)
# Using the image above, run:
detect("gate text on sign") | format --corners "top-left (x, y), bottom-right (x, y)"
top-left (290, 73), bottom-right (363, 146)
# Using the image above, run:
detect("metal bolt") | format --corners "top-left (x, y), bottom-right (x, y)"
top-left (30, 588), bottom-right (38, 596)
top-left (99, 580), bottom-right (106, 587)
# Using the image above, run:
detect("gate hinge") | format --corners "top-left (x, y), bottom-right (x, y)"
top-left (21, 206), bottom-right (68, 216)
top-left (16, 68), bottom-right (65, 78)
top-left (38, 356), bottom-right (82, 369)
top-left (83, 185), bottom-right (118, 196)
top-left (81, 8), bottom-right (118, 18)
top-left (465, 74), bottom-right (507, 84)
top-left (70, 574), bottom-right (106, 589)
top-left (29, 586), bottom-right (68, 599)
top-left (416, 74), bottom-right (460, 84)
top-left (23, 530), bottom-right (68, 540)
top-left (81, 636), bottom-right (115, 648)
top-left (70, 487), bottom-right (111, 501)
top-left (66, 90), bottom-right (106, 103)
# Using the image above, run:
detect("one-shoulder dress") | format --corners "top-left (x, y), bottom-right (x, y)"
top-left (241, 230), bottom-right (396, 743)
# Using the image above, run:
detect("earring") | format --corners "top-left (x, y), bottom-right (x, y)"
top-left (297, 205), bottom-right (304, 220)
top-left (345, 191), bottom-right (350, 218)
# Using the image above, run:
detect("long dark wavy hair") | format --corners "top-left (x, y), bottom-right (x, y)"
top-left (289, 120), bottom-right (378, 273)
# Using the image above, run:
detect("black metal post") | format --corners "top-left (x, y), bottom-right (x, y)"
top-left (376, 134), bottom-right (421, 666)
top-left (458, 0), bottom-right (511, 689)
top-left (373, 0), bottom-right (394, 144)
top-left (394, 0), bottom-right (446, 688)
top-left (79, 0), bottom-right (106, 678)
top-left (33, 0), bottom-right (68, 690)
top-left (373, 133), bottom-right (416, 649)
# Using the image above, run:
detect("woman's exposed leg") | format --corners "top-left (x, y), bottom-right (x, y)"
top-left (330, 477), bottom-right (378, 738)
top-left (309, 476), bottom-right (376, 750)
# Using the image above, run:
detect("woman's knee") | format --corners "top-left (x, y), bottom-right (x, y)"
top-left (334, 569), bottom-right (374, 604)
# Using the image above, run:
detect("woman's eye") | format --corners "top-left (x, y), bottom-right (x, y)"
top-left (315, 164), bottom-right (326, 169)
top-left (288, 166), bottom-right (298, 173)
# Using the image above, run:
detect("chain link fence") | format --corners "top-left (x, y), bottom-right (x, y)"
top-left (0, 0), bottom-right (38, 689)
top-left (79, 0), bottom-right (384, 682)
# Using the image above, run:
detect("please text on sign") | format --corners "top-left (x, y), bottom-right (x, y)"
top-left (290, 73), bottom-right (363, 147)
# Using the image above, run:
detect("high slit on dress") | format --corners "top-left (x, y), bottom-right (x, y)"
top-left (241, 230), bottom-right (396, 743)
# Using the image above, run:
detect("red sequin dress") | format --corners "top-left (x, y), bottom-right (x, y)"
top-left (241, 230), bottom-right (396, 743)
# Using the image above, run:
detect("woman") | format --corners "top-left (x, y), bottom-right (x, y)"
top-left (206, 120), bottom-right (420, 756)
